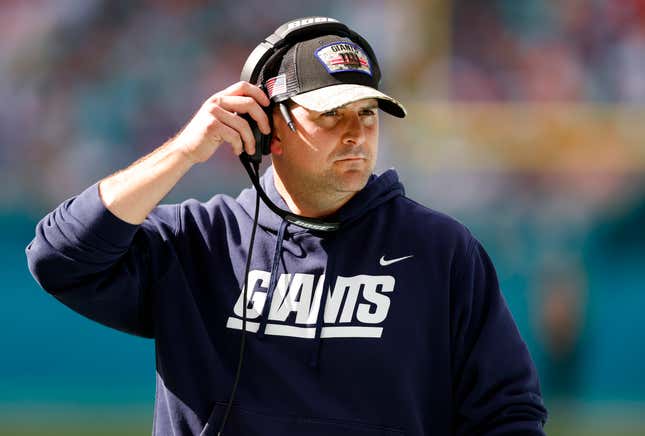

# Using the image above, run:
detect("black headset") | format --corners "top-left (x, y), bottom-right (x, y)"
top-left (239, 16), bottom-right (380, 162)
top-left (236, 16), bottom-right (380, 233)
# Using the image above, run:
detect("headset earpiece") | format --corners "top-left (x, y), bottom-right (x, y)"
top-left (241, 84), bottom-right (273, 163)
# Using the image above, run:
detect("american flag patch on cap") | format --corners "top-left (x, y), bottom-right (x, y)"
top-left (265, 74), bottom-right (287, 98)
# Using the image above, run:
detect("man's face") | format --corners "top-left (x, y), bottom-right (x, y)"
top-left (270, 98), bottom-right (379, 201)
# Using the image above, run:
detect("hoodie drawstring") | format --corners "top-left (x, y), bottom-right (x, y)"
top-left (254, 217), bottom-right (336, 370)
top-left (309, 240), bottom-right (336, 369)
top-left (257, 219), bottom-right (288, 339)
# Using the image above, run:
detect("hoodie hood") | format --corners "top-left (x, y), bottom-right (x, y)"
top-left (236, 165), bottom-right (405, 233)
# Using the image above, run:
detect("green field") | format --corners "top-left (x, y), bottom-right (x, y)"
top-left (2, 403), bottom-right (645, 435)
top-left (0, 406), bottom-right (151, 436)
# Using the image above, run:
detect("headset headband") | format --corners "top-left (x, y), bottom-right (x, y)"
top-left (240, 16), bottom-right (379, 86)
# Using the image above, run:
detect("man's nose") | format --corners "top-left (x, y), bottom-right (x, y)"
top-left (341, 112), bottom-right (366, 145)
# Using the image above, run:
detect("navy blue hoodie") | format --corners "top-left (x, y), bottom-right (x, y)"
top-left (26, 167), bottom-right (547, 435)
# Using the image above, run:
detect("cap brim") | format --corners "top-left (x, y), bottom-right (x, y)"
top-left (290, 84), bottom-right (406, 118)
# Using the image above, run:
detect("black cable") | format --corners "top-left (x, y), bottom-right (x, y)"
top-left (239, 155), bottom-right (340, 232)
top-left (217, 160), bottom-right (261, 436)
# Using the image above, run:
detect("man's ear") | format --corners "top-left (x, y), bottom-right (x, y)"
top-left (270, 134), bottom-right (283, 155)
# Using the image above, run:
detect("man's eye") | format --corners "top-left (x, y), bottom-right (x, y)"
top-left (361, 109), bottom-right (377, 116)
top-left (322, 110), bottom-right (338, 117)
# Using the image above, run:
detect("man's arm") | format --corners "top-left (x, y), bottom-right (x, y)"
top-left (99, 81), bottom-right (271, 224)
top-left (451, 237), bottom-right (548, 435)
top-left (26, 81), bottom-right (271, 335)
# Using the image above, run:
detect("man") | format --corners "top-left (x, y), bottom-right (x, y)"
top-left (26, 17), bottom-right (547, 436)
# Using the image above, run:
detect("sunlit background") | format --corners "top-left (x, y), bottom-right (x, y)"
top-left (2, 1), bottom-right (644, 435)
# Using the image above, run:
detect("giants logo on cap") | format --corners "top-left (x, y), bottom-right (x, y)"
top-left (315, 42), bottom-right (372, 76)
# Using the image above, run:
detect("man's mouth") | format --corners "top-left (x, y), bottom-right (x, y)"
top-left (334, 153), bottom-right (368, 162)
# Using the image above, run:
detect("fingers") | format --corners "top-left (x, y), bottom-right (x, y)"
top-left (213, 121), bottom-right (245, 156)
top-left (177, 82), bottom-right (270, 160)
top-left (210, 104), bottom-right (256, 155)
top-left (220, 81), bottom-right (271, 107)
top-left (205, 89), bottom-right (271, 155)
top-left (208, 83), bottom-right (271, 133)
top-left (212, 95), bottom-right (271, 135)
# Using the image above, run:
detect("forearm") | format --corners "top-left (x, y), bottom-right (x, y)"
top-left (99, 139), bottom-right (194, 225)
top-left (98, 81), bottom-right (270, 225)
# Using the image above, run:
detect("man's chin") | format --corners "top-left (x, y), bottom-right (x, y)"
top-left (332, 166), bottom-right (372, 193)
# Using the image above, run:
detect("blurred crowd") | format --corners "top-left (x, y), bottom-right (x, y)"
top-left (2, 0), bottom-right (644, 206)
top-left (1, 0), bottom-right (322, 207)
top-left (1, 0), bottom-right (645, 414)
top-left (450, 0), bottom-right (645, 102)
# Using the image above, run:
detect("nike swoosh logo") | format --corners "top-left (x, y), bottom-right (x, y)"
top-left (379, 255), bottom-right (414, 266)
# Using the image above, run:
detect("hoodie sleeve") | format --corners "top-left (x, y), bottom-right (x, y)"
top-left (450, 236), bottom-right (548, 435)
top-left (25, 183), bottom-right (179, 338)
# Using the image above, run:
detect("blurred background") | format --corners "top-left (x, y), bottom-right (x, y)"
top-left (1, 0), bottom-right (644, 435)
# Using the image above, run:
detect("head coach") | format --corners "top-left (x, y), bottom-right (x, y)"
top-left (26, 16), bottom-right (547, 436)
